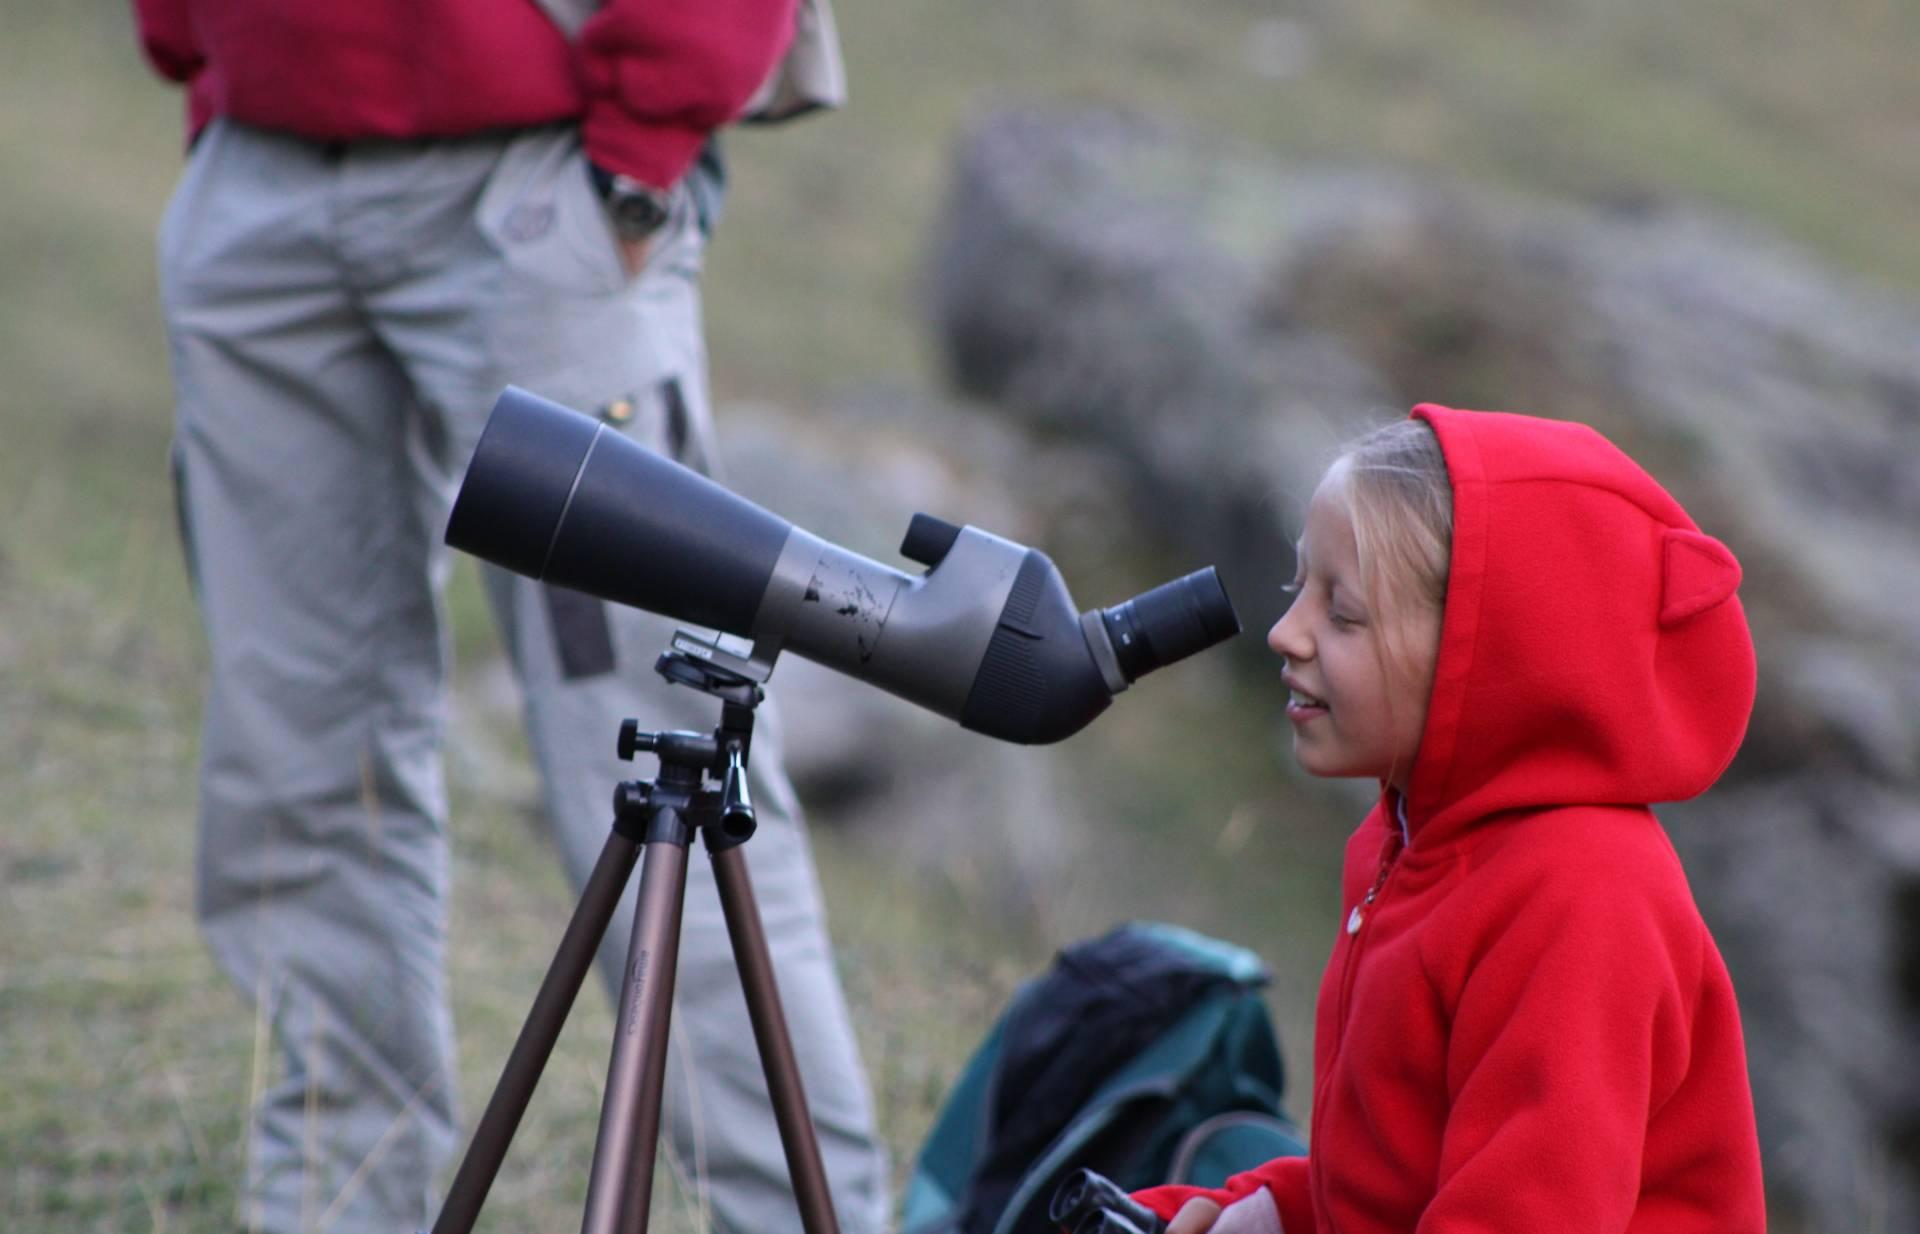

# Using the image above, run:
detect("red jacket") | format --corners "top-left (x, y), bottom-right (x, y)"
top-left (1140, 406), bottom-right (1765, 1233)
top-left (130, 0), bottom-right (796, 186)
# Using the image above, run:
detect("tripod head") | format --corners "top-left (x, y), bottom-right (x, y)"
top-left (614, 631), bottom-right (773, 845)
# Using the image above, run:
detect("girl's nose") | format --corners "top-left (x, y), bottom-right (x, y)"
top-left (1267, 608), bottom-right (1308, 661)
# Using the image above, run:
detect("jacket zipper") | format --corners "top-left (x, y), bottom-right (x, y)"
top-left (1333, 832), bottom-right (1402, 1034)
top-left (1309, 831), bottom-right (1405, 1231)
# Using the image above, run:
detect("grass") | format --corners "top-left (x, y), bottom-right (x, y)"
top-left (5, 0), bottom-right (1916, 1229)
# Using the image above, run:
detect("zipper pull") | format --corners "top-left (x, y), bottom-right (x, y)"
top-left (1346, 838), bottom-right (1403, 935)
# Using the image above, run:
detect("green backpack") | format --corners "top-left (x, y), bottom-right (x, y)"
top-left (902, 923), bottom-right (1307, 1234)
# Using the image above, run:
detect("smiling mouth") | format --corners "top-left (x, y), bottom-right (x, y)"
top-left (1288, 688), bottom-right (1327, 712)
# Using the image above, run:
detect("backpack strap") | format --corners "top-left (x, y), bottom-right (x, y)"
top-left (1166, 1112), bottom-right (1307, 1188)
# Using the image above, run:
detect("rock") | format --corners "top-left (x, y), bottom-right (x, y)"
top-left (1680, 776), bottom-right (1920, 1232)
top-left (928, 108), bottom-right (1396, 631)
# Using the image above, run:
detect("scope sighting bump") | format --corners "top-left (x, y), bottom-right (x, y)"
top-left (900, 513), bottom-right (963, 568)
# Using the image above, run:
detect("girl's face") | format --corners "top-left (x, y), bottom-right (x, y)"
top-left (1266, 483), bottom-right (1443, 794)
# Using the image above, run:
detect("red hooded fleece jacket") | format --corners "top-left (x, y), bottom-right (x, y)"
top-left (1138, 407), bottom-right (1766, 1233)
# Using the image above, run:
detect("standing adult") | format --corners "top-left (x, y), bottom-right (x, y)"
top-left (131, 2), bottom-right (888, 1231)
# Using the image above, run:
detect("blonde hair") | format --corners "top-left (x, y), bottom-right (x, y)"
top-left (1322, 418), bottom-right (1453, 653)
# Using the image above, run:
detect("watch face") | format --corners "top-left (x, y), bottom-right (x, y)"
top-left (611, 190), bottom-right (670, 240)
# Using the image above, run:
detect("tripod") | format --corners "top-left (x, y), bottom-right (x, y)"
top-left (430, 635), bottom-right (841, 1234)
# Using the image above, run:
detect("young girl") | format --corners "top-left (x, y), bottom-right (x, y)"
top-left (1137, 406), bottom-right (1766, 1233)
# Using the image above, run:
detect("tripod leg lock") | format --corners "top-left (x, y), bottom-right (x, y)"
top-left (611, 782), bottom-right (652, 844)
top-left (612, 783), bottom-right (697, 847)
top-left (709, 745), bottom-right (757, 849)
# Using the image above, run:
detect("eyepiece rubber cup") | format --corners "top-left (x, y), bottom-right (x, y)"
top-left (1100, 567), bottom-right (1241, 683)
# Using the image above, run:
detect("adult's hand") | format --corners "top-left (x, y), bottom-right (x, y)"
top-left (585, 158), bottom-right (663, 278)
top-left (615, 235), bottom-right (653, 279)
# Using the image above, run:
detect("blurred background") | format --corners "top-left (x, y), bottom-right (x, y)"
top-left (4, 1), bottom-right (1918, 1231)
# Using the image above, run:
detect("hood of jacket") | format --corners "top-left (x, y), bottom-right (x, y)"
top-left (1402, 405), bottom-right (1756, 846)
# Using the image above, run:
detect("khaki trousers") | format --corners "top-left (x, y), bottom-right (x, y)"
top-left (158, 118), bottom-right (887, 1234)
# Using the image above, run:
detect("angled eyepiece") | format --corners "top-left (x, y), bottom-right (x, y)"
top-left (1100, 568), bottom-right (1241, 684)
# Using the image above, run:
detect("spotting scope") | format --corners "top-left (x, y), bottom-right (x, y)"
top-left (446, 388), bottom-right (1240, 744)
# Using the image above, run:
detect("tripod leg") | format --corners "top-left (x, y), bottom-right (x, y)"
top-left (433, 829), bottom-right (642, 1234)
top-left (582, 810), bottom-right (694, 1234)
top-left (709, 842), bottom-right (844, 1234)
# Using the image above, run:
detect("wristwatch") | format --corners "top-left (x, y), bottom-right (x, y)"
top-left (588, 162), bottom-right (672, 242)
